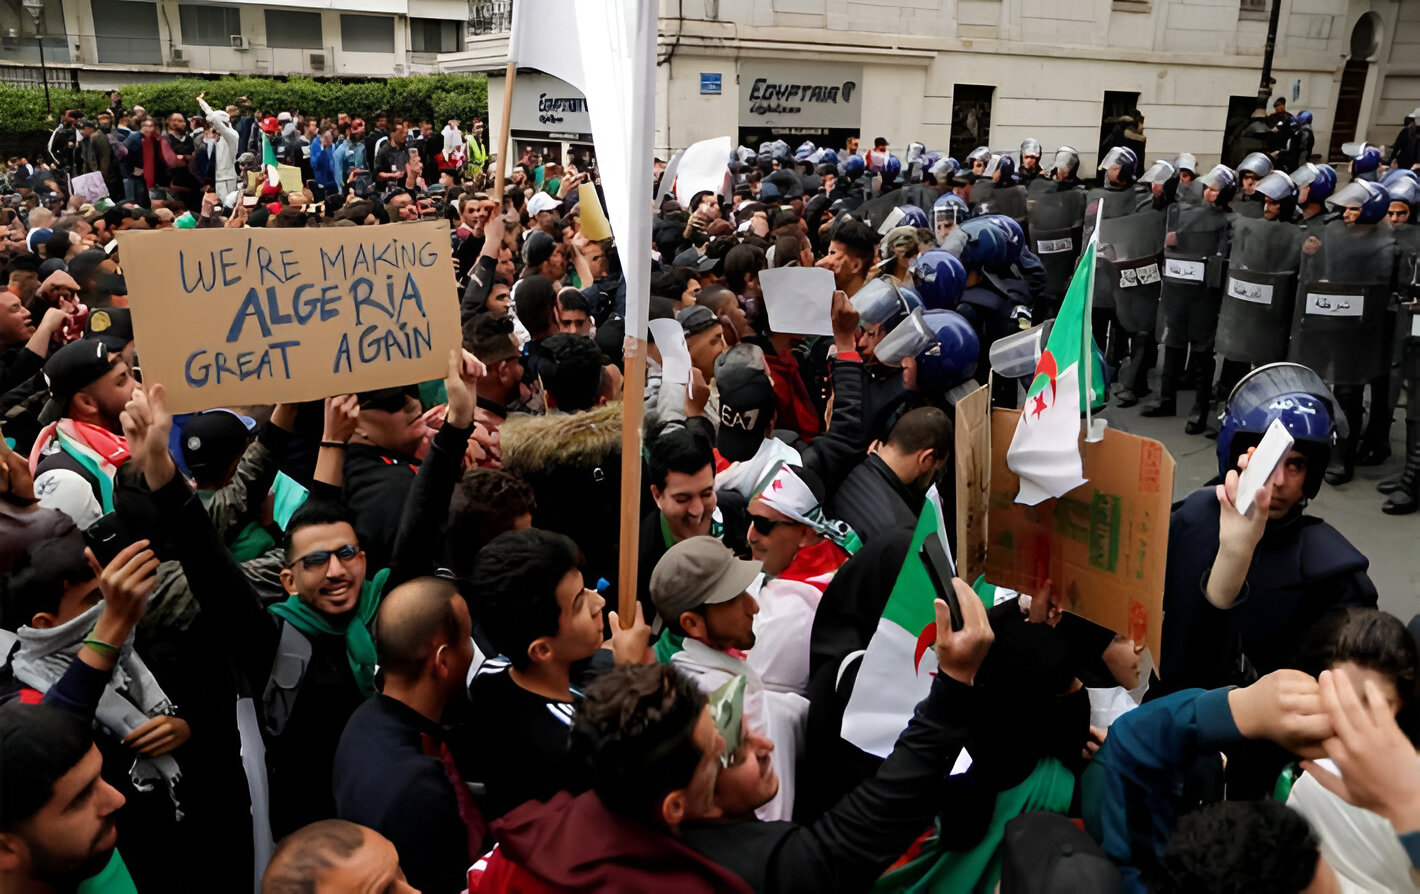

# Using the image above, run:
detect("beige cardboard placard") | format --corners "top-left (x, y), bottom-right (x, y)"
top-left (116, 220), bottom-right (459, 414)
top-left (984, 408), bottom-right (1173, 660)
top-left (954, 384), bottom-right (990, 584)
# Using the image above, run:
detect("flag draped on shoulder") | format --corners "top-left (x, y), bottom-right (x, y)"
top-left (840, 488), bottom-right (951, 759)
top-left (261, 134), bottom-right (281, 190)
top-left (1004, 222), bottom-right (1106, 505)
top-left (508, 0), bottom-right (655, 341)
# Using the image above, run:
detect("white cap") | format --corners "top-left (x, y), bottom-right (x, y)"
top-left (527, 191), bottom-right (560, 217)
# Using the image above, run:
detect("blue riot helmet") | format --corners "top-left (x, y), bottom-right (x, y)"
top-left (1351, 143), bottom-right (1382, 177)
top-left (1295, 110), bottom-right (1313, 127)
top-left (932, 193), bottom-right (970, 245)
top-left (897, 204), bottom-right (930, 230)
top-left (882, 154), bottom-right (903, 185)
top-left (922, 151), bottom-right (942, 171)
top-left (956, 215), bottom-right (1023, 271)
top-left (914, 309), bottom-right (980, 393)
top-left (1327, 180), bottom-right (1390, 224)
top-left (911, 249), bottom-right (968, 310)
top-left (1381, 168), bottom-right (1420, 191)
top-left (905, 142), bottom-right (927, 166)
top-left (1098, 146), bottom-right (1138, 186)
top-left (875, 306), bottom-right (938, 366)
top-left (1198, 164), bottom-right (1239, 206)
top-left (1290, 163), bottom-right (1337, 205)
top-left (991, 153), bottom-right (1016, 183)
top-left (795, 141), bottom-right (817, 162)
top-left (1218, 362), bottom-right (1344, 499)
top-left (928, 156), bottom-right (958, 185)
top-left (841, 154), bottom-right (867, 181)
top-left (1387, 177), bottom-right (1419, 218)
top-left (1237, 152), bottom-right (1273, 181)
top-left (820, 149), bottom-right (840, 167)
top-left (850, 276), bottom-right (911, 329)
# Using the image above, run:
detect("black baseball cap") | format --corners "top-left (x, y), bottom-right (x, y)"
top-left (180, 410), bottom-right (255, 481)
top-left (522, 230), bottom-right (556, 268)
top-left (44, 339), bottom-right (116, 402)
top-left (672, 247), bottom-right (717, 274)
top-left (356, 385), bottom-right (419, 413)
top-left (713, 343), bottom-right (776, 462)
top-left (83, 307), bottom-right (134, 352)
top-left (677, 304), bottom-right (719, 337)
top-left (999, 812), bottom-right (1123, 893)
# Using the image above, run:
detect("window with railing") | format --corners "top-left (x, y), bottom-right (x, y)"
top-left (469, 0), bottom-right (512, 36)
top-left (179, 5), bottom-right (241, 47)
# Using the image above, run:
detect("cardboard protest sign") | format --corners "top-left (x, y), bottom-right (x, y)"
top-left (984, 408), bottom-right (1173, 660)
top-left (115, 220), bottom-right (460, 414)
top-left (954, 384), bottom-right (990, 584)
top-left (246, 165), bottom-right (303, 193)
top-left (70, 172), bottom-right (110, 203)
top-left (577, 181), bottom-right (612, 241)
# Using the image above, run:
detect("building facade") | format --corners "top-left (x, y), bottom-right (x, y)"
top-left (442, 0), bottom-right (1420, 171)
top-left (1, 0), bottom-right (470, 90)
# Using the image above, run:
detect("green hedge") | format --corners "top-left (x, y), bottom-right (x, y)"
top-left (0, 73), bottom-right (488, 134)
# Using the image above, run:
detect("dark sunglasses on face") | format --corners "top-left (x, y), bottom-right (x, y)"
top-left (289, 543), bottom-right (359, 570)
top-left (749, 515), bottom-right (790, 536)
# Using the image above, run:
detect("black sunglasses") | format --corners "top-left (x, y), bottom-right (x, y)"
top-left (289, 543), bottom-right (359, 570)
top-left (749, 515), bottom-right (790, 536)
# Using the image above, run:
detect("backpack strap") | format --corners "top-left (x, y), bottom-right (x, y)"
top-left (261, 619), bottom-right (312, 739)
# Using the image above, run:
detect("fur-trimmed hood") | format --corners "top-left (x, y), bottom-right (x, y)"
top-left (500, 402), bottom-right (622, 473)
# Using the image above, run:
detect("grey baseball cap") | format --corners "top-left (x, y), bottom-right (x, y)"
top-left (650, 536), bottom-right (761, 625)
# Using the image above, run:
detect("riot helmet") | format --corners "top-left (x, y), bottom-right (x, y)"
top-left (1295, 111), bottom-right (1313, 128)
top-left (913, 310), bottom-right (980, 394)
top-left (1217, 362), bottom-right (1345, 499)
top-left (932, 193), bottom-right (970, 245)
top-left (928, 156), bottom-right (958, 185)
top-left (1327, 180), bottom-right (1390, 224)
top-left (911, 249), bottom-right (968, 309)
top-left (956, 215), bottom-right (1023, 271)
top-left (820, 149), bottom-right (840, 167)
top-left (1351, 143), bottom-right (1382, 177)
top-left (850, 276), bottom-right (912, 328)
top-left (1173, 153), bottom-right (1198, 176)
top-left (1020, 138), bottom-right (1042, 161)
top-left (1053, 146), bottom-right (1081, 180)
top-left (882, 154), bottom-right (903, 185)
top-left (1238, 152), bottom-right (1273, 182)
top-left (1098, 146), bottom-right (1138, 186)
top-left (795, 141), bottom-right (817, 162)
top-left (1255, 171), bottom-right (1299, 220)
top-left (1386, 177), bottom-right (1417, 225)
top-left (1198, 164), bottom-right (1238, 207)
top-left (905, 142), bottom-right (926, 166)
top-left (1381, 167), bottom-right (1420, 189)
top-left (990, 154), bottom-right (1016, 183)
top-left (875, 306), bottom-right (939, 366)
top-left (896, 204), bottom-right (930, 229)
top-left (1139, 159), bottom-right (1176, 186)
top-left (967, 146), bottom-right (991, 174)
top-left (1290, 163), bottom-right (1337, 206)
top-left (841, 154), bottom-right (867, 181)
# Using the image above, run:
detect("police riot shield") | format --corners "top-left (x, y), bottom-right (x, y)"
top-left (1083, 187), bottom-right (1152, 313)
top-left (1159, 203), bottom-right (1230, 349)
top-left (1215, 216), bottom-right (1307, 365)
top-left (1288, 219), bottom-right (1398, 385)
top-left (1094, 203), bottom-right (1166, 333)
top-left (1025, 184), bottom-right (1087, 297)
top-left (973, 183), bottom-right (1028, 230)
top-left (851, 188), bottom-right (905, 231)
top-left (1396, 226), bottom-right (1420, 303)
top-left (1233, 195), bottom-right (1266, 219)
top-left (1174, 179), bottom-right (1204, 207)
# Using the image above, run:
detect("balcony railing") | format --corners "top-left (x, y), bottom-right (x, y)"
top-left (469, 0), bottom-right (512, 36)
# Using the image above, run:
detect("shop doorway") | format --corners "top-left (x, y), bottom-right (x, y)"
top-left (1220, 95), bottom-right (1267, 168)
top-left (1097, 91), bottom-right (1141, 159)
top-left (1329, 60), bottom-right (1370, 161)
top-left (949, 84), bottom-right (994, 162)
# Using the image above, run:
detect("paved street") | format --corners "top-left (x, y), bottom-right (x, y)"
top-left (1102, 391), bottom-right (1419, 622)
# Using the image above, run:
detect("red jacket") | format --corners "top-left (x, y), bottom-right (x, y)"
top-left (475, 790), bottom-right (752, 893)
top-left (763, 348), bottom-right (821, 441)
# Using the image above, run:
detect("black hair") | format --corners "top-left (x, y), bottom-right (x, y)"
top-left (541, 333), bottom-right (605, 412)
top-left (472, 529), bottom-right (582, 670)
top-left (646, 424), bottom-right (714, 491)
top-left (886, 406), bottom-right (954, 458)
top-left (462, 311), bottom-right (517, 355)
top-left (829, 218), bottom-right (877, 269)
top-left (569, 664), bottom-right (708, 827)
top-left (0, 700), bottom-right (93, 829)
top-left (282, 499), bottom-right (359, 565)
top-left (650, 269), bottom-right (689, 303)
top-left (264, 819), bottom-right (367, 892)
top-left (723, 243), bottom-right (766, 295)
top-left (557, 288), bottom-right (590, 315)
top-left (1302, 607), bottom-right (1418, 737)
top-left (696, 284), bottom-right (737, 314)
top-left (43, 230), bottom-right (71, 261)
top-left (514, 275), bottom-right (559, 340)
top-left (446, 469), bottom-right (536, 579)
top-left (1161, 800), bottom-right (1319, 894)
top-left (1, 530), bottom-right (92, 631)
top-left (374, 576), bottom-right (462, 679)
top-left (246, 206), bottom-right (271, 229)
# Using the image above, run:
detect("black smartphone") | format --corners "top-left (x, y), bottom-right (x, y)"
top-left (920, 534), bottom-right (963, 632)
top-left (84, 511), bottom-right (139, 568)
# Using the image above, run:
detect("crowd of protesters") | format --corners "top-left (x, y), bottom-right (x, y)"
top-left (2, 90), bottom-right (1420, 894)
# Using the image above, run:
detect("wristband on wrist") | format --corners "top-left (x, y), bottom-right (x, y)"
top-left (319, 440), bottom-right (348, 449)
top-left (82, 638), bottom-right (120, 658)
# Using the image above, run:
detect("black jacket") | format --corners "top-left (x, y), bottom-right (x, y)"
top-left (343, 443), bottom-right (419, 572)
top-left (681, 672), bottom-right (981, 894)
top-left (334, 695), bottom-right (474, 894)
top-left (827, 453), bottom-right (921, 547)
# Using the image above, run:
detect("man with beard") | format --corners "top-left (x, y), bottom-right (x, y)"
top-left (651, 536), bottom-right (808, 821)
top-left (828, 406), bottom-right (952, 546)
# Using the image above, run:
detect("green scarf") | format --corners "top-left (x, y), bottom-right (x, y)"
top-left (268, 567), bottom-right (391, 697)
top-left (660, 512), bottom-right (724, 550)
top-left (78, 848), bottom-right (137, 894)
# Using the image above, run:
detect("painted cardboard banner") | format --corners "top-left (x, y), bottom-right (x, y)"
top-left (983, 407), bottom-right (1173, 661)
top-left (115, 220), bottom-right (459, 414)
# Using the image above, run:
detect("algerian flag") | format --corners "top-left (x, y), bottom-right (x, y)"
top-left (1004, 216), bottom-right (1106, 505)
top-left (261, 133), bottom-right (281, 190)
top-left (841, 487), bottom-right (952, 758)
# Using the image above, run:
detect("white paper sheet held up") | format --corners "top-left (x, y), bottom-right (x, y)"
top-left (1236, 418), bottom-right (1293, 516)
top-left (673, 136), bottom-right (732, 206)
top-left (759, 266), bottom-right (835, 337)
top-left (648, 318), bottom-right (693, 387)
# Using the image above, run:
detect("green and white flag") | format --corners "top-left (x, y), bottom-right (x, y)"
top-left (840, 487), bottom-right (951, 758)
top-left (1004, 211), bottom-right (1106, 505)
top-left (261, 133), bottom-right (281, 190)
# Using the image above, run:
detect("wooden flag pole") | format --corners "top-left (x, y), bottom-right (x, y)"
top-left (492, 61), bottom-right (516, 204)
top-left (617, 334), bottom-right (647, 629)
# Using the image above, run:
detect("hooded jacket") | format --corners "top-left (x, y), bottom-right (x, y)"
top-left (500, 402), bottom-right (627, 591)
